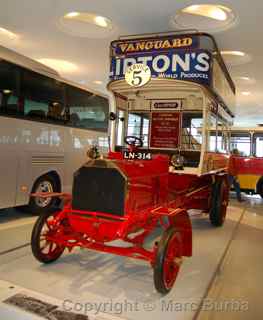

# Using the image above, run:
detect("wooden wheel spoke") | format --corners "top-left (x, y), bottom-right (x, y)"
top-left (48, 242), bottom-right (54, 254)
top-left (40, 234), bottom-right (48, 240)
top-left (40, 241), bottom-right (50, 252)
top-left (45, 220), bottom-right (52, 231)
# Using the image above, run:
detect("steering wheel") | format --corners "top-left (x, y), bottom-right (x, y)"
top-left (124, 136), bottom-right (143, 148)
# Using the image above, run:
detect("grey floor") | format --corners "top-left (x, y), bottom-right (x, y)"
top-left (0, 208), bottom-right (36, 253)
top-left (0, 195), bottom-right (262, 320)
top-left (198, 195), bottom-right (263, 320)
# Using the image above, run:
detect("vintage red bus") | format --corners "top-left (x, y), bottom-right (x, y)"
top-left (31, 31), bottom-right (236, 294)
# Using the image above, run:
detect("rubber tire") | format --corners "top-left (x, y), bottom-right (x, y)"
top-left (27, 174), bottom-right (59, 215)
top-left (154, 227), bottom-right (182, 294)
top-left (209, 179), bottom-right (227, 227)
top-left (31, 209), bottom-right (65, 264)
top-left (256, 178), bottom-right (263, 198)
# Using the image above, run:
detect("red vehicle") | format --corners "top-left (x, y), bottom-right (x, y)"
top-left (30, 32), bottom-right (235, 294)
top-left (229, 128), bottom-right (263, 197)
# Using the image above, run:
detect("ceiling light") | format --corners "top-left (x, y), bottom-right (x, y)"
top-left (63, 12), bottom-right (112, 29)
top-left (172, 4), bottom-right (237, 33)
top-left (239, 76), bottom-right (250, 81)
top-left (93, 80), bottom-right (103, 85)
top-left (65, 12), bottom-right (80, 18)
top-left (241, 91), bottom-right (251, 96)
top-left (59, 12), bottom-right (114, 38)
top-left (94, 16), bottom-right (108, 28)
top-left (221, 51), bottom-right (245, 56)
top-left (220, 51), bottom-right (251, 66)
top-left (37, 58), bottom-right (78, 73)
top-left (182, 5), bottom-right (229, 21)
top-left (0, 27), bottom-right (18, 40)
top-left (234, 76), bottom-right (256, 85)
top-left (3, 89), bottom-right (11, 94)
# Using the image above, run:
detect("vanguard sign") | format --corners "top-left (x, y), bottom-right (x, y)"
top-left (111, 35), bottom-right (199, 55)
top-left (110, 50), bottom-right (212, 86)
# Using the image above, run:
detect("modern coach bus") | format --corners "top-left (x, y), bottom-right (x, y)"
top-left (0, 45), bottom-right (109, 212)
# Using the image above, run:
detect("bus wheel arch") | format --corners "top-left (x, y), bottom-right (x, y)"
top-left (28, 171), bottom-right (62, 214)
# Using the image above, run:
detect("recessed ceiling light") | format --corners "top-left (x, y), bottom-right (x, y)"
top-left (172, 4), bottom-right (237, 33)
top-left (93, 80), bottom-right (103, 85)
top-left (59, 12), bottom-right (115, 38)
top-left (0, 27), bottom-right (18, 40)
top-left (221, 51), bottom-right (245, 56)
top-left (64, 12), bottom-right (111, 29)
top-left (234, 76), bottom-right (256, 85)
top-left (94, 16), bottom-right (108, 28)
top-left (238, 76), bottom-right (250, 81)
top-left (220, 51), bottom-right (251, 66)
top-left (241, 91), bottom-right (251, 96)
top-left (3, 89), bottom-right (12, 94)
top-left (182, 5), bottom-right (229, 21)
top-left (37, 58), bottom-right (78, 73)
top-left (65, 12), bottom-right (80, 18)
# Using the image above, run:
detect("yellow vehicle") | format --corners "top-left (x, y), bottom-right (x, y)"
top-left (230, 127), bottom-right (263, 197)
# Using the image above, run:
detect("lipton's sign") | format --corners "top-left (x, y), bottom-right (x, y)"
top-left (109, 34), bottom-right (212, 87)
top-left (111, 35), bottom-right (199, 56)
top-left (110, 50), bottom-right (212, 86)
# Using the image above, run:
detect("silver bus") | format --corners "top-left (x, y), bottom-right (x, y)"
top-left (0, 45), bottom-right (109, 213)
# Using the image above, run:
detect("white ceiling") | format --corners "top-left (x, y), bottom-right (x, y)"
top-left (0, 0), bottom-right (263, 126)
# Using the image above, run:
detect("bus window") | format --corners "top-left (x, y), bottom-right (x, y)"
top-left (0, 60), bottom-right (20, 116)
top-left (116, 109), bottom-right (125, 146)
top-left (181, 112), bottom-right (202, 151)
top-left (230, 132), bottom-right (251, 156)
top-left (254, 133), bottom-right (263, 157)
top-left (22, 69), bottom-right (65, 122)
top-left (217, 121), bottom-right (229, 153)
top-left (217, 132), bottom-right (228, 153)
top-left (67, 85), bottom-right (108, 132)
top-left (127, 112), bottom-right (149, 147)
top-left (208, 113), bottom-right (217, 152)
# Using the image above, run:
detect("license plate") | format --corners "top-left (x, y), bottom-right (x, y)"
top-left (123, 151), bottom-right (152, 160)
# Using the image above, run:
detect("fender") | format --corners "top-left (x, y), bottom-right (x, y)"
top-left (169, 209), bottom-right (192, 257)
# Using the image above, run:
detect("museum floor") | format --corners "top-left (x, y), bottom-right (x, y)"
top-left (0, 194), bottom-right (262, 320)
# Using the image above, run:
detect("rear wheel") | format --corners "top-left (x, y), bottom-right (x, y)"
top-left (209, 179), bottom-right (228, 227)
top-left (28, 174), bottom-right (59, 214)
top-left (256, 178), bottom-right (263, 198)
top-left (31, 210), bottom-right (66, 263)
top-left (153, 227), bottom-right (182, 294)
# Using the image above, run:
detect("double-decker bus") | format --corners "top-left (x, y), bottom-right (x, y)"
top-left (107, 31), bottom-right (235, 228)
top-left (108, 31), bottom-right (235, 176)
top-left (0, 45), bottom-right (109, 213)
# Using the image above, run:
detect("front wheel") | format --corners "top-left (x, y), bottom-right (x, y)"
top-left (31, 210), bottom-right (66, 263)
top-left (153, 228), bottom-right (182, 294)
top-left (28, 174), bottom-right (59, 214)
top-left (209, 179), bottom-right (229, 227)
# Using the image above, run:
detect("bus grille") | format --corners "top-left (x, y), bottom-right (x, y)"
top-left (72, 164), bottom-right (126, 216)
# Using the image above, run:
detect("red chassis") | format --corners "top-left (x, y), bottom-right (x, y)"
top-left (31, 151), bottom-right (229, 294)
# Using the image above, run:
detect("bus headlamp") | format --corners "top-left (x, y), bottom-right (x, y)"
top-left (171, 154), bottom-right (184, 170)
top-left (87, 145), bottom-right (100, 159)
